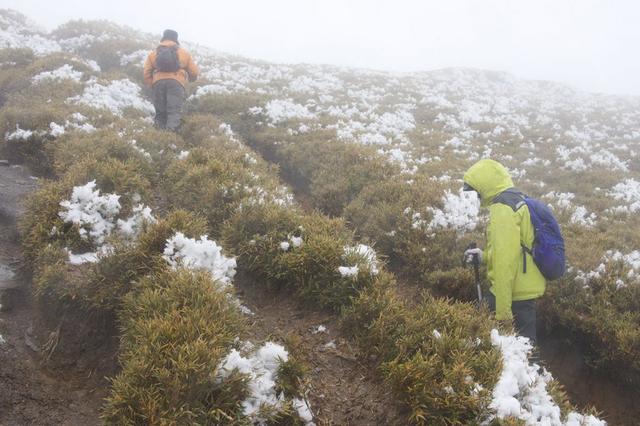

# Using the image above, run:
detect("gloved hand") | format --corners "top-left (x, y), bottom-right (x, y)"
top-left (464, 247), bottom-right (483, 264)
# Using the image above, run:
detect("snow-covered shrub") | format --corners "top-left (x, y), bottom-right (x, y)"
top-left (263, 98), bottom-right (315, 123)
top-left (340, 244), bottom-right (380, 278)
top-left (163, 232), bottom-right (237, 287)
top-left (216, 342), bottom-right (312, 423)
top-left (20, 153), bottom-right (153, 275)
top-left (52, 20), bottom-right (148, 71)
top-left (20, 180), bottom-right (87, 266)
top-left (425, 189), bottom-right (479, 233)
top-left (32, 64), bottom-right (83, 83)
top-left (58, 180), bottom-right (122, 247)
top-left (70, 78), bottom-right (154, 117)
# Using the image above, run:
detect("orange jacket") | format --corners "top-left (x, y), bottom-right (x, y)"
top-left (143, 40), bottom-right (199, 87)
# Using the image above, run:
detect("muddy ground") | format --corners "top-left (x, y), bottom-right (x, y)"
top-left (0, 163), bottom-right (114, 425)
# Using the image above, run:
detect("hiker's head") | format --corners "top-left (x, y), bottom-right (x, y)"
top-left (463, 159), bottom-right (513, 207)
top-left (161, 29), bottom-right (179, 44)
top-left (462, 182), bottom-right (481, 200)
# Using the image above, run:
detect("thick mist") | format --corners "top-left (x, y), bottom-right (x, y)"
top-left (4, 0), bottom-right (640, 95)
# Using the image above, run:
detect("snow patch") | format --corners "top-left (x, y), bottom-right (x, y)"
top-left (70, 78), bottom-right (154, 116)
top-left (163, 232), bottom-right (237, 287)
top-left (427, 190), bottom-right (479, 232)
top-left (32, 64), bottom-right (83, 83)
top-left (263, 99), bottom-right (315, 123)
top-left (490, 329), bottom-right (606, 425)
top-left (217, 342), bottom-right (314, 424)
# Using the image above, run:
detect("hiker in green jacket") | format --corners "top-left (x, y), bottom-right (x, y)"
top-left (462, 159), bottom-right (546, 345)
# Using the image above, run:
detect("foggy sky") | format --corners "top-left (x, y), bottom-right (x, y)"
top-left (5, 0), bottom-right (640, 96)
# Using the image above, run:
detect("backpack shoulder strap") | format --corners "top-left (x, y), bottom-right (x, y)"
top-left (492, 188), bottom-right (526, 212)
top-left (492, 188), bottom-right (531, 273)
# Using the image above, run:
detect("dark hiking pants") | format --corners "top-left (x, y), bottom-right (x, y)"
top-left (152, 79), bottom-right (185, 131)
top-left (486, 292), bottom-right (537, 346)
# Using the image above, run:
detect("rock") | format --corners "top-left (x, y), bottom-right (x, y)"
top-left (24, 329), bottom-right (40, 352)
top-left (0, 263), bottom-right (19, 290)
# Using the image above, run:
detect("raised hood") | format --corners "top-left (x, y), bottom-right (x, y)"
top-left (463, 159), bottom-right (514, 207)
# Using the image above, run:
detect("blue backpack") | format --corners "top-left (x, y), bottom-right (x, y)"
top-left (493, 189), bottom-right (566, 280)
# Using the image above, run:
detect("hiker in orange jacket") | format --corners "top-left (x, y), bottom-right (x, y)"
top-left (143, 29), bottom-right (199, 131)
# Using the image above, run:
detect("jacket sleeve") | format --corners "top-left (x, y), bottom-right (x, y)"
top-left (143, 52), bottom-right (155, 86)
top-left (487, 204), bottom-right (521, 321)
top-left (185, 52), bottom-right (199, 82)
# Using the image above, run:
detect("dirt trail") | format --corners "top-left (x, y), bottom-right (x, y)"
top-left (235, 273), bottom-right (405, 425)
top-left (0, 163), bottom-right (109, 425)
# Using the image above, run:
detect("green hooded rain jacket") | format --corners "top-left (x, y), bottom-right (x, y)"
top-left (463, 159), bottom-right (546, 320)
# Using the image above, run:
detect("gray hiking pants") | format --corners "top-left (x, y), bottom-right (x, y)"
top-left (152, 79), bottom-right (185, 131)
top-left (486, 292), bottom-right (537, 346)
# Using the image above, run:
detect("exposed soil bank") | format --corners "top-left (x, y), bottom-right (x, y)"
top-left (0, 163), bottom-right (114, 425)
top-left (539, 331), bottom-right (640, 426)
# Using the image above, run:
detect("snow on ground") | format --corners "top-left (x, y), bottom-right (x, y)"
top-left (4, 125), bottom-right (41, 141)
top-left (217, 342), bottom-right (314, 425)
top-left (119, 49), bottom-right (148, 66)
top-left (426, 190), bottom-right (480, 232)
top-left (58, 181), bottom-right (155, 264)
top-left (69, 78), bottom-right (154, 116)
top-left (490, 329), bottom-right (606, 425)
top-left (608, 179), bottom-right (640, 214)
top-left (311, 325), bottom-right (327, 334)
top-left (4, 118), bottom-right (94, 140)
top-left (261, 99), bottom-right (315, 123)
top-left (342, 244), bottom-right (379, 275)
top-left (0, 11), bottom-right (61, 55)
top-left (32, 64), bottom-right (83, 83)
top-left (163, 232), bottom-right (237, 287)
top-left (59, 180), bottom-right (121, 246)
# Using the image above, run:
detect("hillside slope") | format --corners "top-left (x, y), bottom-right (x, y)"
top-left (2, 8), bottom-right (637, 425)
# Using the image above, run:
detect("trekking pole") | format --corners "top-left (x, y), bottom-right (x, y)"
top-left (472, 253), bottom-right (482, 305)
top-left (464, 243), bottom-right (483, 305)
